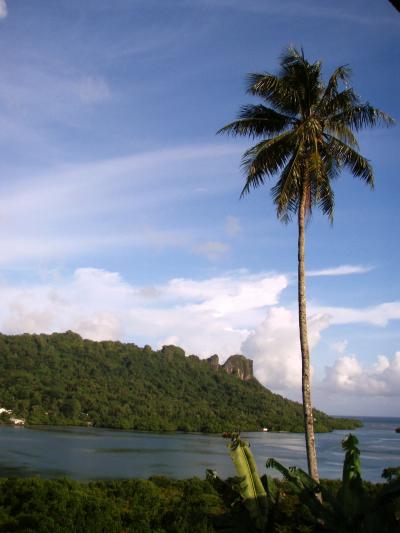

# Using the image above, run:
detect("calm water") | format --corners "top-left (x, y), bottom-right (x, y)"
top-left (0, 417), bottom-right (399, 482)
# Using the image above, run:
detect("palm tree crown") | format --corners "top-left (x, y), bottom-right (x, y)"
top-left (218, 47), bottom-right (394, 222)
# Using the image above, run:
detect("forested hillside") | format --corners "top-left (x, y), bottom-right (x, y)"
top-left (0, 332), bottom-right (360, 433)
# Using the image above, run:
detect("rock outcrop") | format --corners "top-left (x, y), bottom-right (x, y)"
top-left (206, 354), bottom-right (219, 370)
top-left (206, 353), bottom-right (253, 381)
top-left (222, 354), bottom-right (253, 381)
top-left (161, 345), bottom-right (185, 361)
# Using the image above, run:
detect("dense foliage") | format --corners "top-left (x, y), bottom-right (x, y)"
top-left (0, 332), bottom-right (360, 433)
top-left (0, 477), bottom-right (227, 533)
top-left (0, 473), bottom-right (398, 533)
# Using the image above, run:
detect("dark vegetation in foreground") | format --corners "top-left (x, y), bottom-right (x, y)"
top-left (0, 332), bottom-right (360, 433)
top-left (0, 471), bottom-right (398, 532)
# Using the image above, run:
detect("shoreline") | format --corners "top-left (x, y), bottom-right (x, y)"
top-left (0, 417), bottom-right (363, 435)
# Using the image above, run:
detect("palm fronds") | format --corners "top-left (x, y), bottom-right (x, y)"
top-left (240, 131), bottom-right (296, 196)
top-left (218, 46), bottom-right (395, 219)
top-left (325, 135), bottom-right (374, 187)
top-left (217, 104), bottom-right (293, 138)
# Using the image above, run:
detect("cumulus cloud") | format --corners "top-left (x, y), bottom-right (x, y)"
top-left (0, 1), bottom-right (7, 19)
top-left (242, 307), bottom-right (331, 390)
top-left (322, 352), bottom-right (400, 396)
top-left (240, 301), bottom-right (400, 403)
top-left (0, 268), bottom-right (288, 357)
top-left (162, 273), bottom-right (288, 317)
top-left (307, 265), bottom-right (373, 277)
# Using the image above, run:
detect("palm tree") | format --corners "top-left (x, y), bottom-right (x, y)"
top-left (218, 47), bottom-right (394, 482)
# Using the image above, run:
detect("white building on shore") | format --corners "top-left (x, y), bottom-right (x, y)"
top-left (0, 407), bottom-right (25, 425)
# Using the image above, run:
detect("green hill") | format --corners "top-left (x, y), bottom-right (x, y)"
top-left (0, 331), bottom-right (360, 433)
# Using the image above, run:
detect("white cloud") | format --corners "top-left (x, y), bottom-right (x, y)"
top-left (330, 339), bottom-right (348, 354)
top-left (1, 144), bottom-right (238, 215)
top-left (307, 265), bottom-right (373, 277)
top-left (162, 273), bottom-right (287, 317)
top-left (0, 268), bottom-right (288, 357)
top-left (193, 241), bottom-right (230, 261)
top-left (322, 352), bottom-right (400, 396)
top-left (187, 0), bottom-right (392, 25)
top-left (0, 0), bottom-right (7, 19)
top-left (240, 298), bottom-right (400, 398)
top-left (311, 302), bottom-right (400, 327)
top-left (0, 143), bottom-right (242, 266)
top-left (0, 69), bottom-right (111, 119)
top-left (225, 215), bottom-right (241, 237)
top-left (242, 307), bottom-right (331, 390)
top-left (0, 228), bottom-right (189, 265)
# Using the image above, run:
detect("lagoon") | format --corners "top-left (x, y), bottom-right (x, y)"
top-left (0, 417), bottom-right (399, 482)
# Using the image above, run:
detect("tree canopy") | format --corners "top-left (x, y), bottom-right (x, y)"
top-left (0, 331), bottom-right (359, 433)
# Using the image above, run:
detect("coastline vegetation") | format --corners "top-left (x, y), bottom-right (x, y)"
top-left (0, 331), bottom-right (360, 434)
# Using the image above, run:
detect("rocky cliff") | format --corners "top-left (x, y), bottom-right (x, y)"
top-left (206, 354), bottom-right (220, 370)
top-left (222, 354), bottom-right (253, 381)
top-left (206, 353), bottom-right (253, 381)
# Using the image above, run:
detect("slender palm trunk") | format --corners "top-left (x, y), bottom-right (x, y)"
top-left (298, 187), bottom-right (320, 483)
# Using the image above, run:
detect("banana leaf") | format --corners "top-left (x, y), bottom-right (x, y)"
top-left (228, 436), bottom-right (268, 530)
top-left (342, 434), bottom-right (362, 487)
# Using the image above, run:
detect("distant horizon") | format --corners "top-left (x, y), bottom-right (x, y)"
top-left (331, 415), bottom-right (400, 420)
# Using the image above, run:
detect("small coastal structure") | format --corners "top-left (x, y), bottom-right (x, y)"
top-left (0, 407), bottom-right (25, 425)
top-left (10, 417), bottom-right (25, 425)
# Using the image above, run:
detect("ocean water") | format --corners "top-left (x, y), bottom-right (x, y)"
top-left (0, 417), bottom-right (399, 482)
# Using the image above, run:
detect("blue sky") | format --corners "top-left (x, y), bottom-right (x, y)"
top-left (0, 0), bottom-right (399, 415)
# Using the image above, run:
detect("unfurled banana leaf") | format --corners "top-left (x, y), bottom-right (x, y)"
top-left (341, 434), bottom-right (362, 487)
top-left (228, 434), bottom-right (268, 531)
top-left (337, 433), bottom-right (365, 522)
